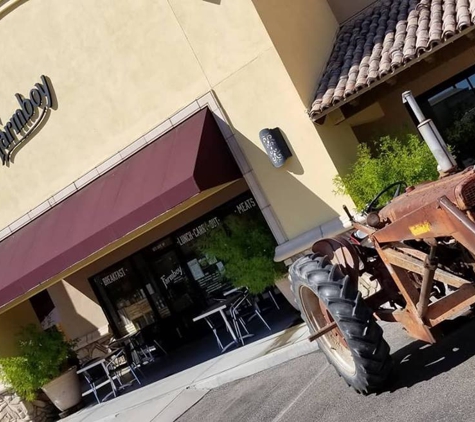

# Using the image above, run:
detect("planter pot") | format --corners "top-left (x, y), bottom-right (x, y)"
top-left (275, 275), bottom-right (299, 311)
top-left (41, 367), bottom-right (82, 412)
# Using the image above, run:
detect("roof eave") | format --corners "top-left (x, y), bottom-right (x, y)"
top-left (310, 26), bottom-right (475, 125)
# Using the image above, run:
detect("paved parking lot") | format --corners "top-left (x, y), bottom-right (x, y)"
top-left (178, 317), bottom-right (475, 422)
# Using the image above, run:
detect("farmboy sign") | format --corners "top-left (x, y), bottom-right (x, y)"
top-left (0, 75), bottom-right (54, 165)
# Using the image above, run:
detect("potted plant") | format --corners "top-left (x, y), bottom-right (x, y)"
top-left (197, 213), bottom-right (290, 300)
top-left (0, 324), bottom-right (82, 412)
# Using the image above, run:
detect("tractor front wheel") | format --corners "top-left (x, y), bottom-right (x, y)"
top-left (290, 254), bottom-right (392, 394)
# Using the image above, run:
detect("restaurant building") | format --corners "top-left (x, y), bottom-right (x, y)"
top-left (2, 0), bottom-right (475, 401)
top-left (0, 0), bottom-right (357, 363)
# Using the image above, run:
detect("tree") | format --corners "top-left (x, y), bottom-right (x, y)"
top-left (196, 214), bottom-right (286, 294)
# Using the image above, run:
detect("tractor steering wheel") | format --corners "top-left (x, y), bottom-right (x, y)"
top-left (366, 181), bottom-right (407, 213)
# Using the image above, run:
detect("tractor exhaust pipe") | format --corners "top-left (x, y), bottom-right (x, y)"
top-left (402, 91), bottom-right (457, 175)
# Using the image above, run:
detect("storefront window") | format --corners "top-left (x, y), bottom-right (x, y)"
top-left (92, 261), bottom-right (159, 335)
top-left (175, 216), bottom-right (230, 299)
top-left (90, 192), bottom-right (267, 340)
top-left (173, 195), bottom-right (260, 300)
top-left (419, 66), bottom-right (475, 167)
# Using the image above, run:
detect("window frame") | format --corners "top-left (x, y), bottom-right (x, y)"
top-left (417, 64), bottom-right (475, 119)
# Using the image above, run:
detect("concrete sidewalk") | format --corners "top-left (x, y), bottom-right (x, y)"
top-left (63, 323), bottom-right (318, 422)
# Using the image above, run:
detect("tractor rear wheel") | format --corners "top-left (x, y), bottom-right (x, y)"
top-left (290, 254), bottom-right (392, 394)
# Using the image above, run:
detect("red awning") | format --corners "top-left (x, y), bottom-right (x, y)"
top-left (0, 108), bottom-right (241, 309)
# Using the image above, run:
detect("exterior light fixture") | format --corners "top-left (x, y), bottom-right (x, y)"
top-left (259, 127), bottom-right (292, 168)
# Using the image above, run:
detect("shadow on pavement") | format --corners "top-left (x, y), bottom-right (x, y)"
top-left (385, 315), bottom-right (475, 392)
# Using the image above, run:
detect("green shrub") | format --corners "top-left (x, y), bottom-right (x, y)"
top-left (334, 134), bottom-right (439, 210)
top-left (196, 214), bottom-right (286, 295)
top-left (0, 325), bottom-right (76, 401)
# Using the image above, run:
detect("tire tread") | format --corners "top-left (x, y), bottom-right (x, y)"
top-left (290, 254), bottom-right (392, 394)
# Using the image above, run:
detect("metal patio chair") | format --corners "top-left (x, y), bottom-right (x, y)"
top-left (130, 324), bottom-right (168, 366)
top-left (229, 288), bottom-right (271, 345)
top-left (81, 362), bottom-right (117, 404)
top-left (106, 347), bottom-right (142, 390)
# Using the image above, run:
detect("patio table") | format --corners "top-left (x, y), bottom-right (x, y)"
top-left (223, 287), bottom-right (240, 296)
top-left (109, 332), bottom-right (137, 350)
top-left (193, 300), bottom-right (240, 353)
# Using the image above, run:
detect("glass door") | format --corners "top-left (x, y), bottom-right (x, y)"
top-left (92, 260), bottom-right (158, 336)
top-left (146, 249), bottom-right (203, 337)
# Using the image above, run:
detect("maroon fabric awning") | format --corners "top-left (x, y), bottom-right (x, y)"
top-left (0, 108), bottom-right (241, 309)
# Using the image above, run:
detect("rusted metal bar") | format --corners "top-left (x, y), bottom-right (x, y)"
top-left (393, 243), bottom-right (427, 261)
top-left (376, 241), bottom-right (436, 343)
top-left (373, 201), bottom-right (454, 243)
top-left (353, 222), bottom-right (376, 236)
top-left (374, 309), bottom-right (397, 323)
top-left (417, 244), bottom-right (437, 318)
top-left (384, 248), bottom-right (470, 288)
top-left (376, 243), bottom-right (420, 310)
top-left (308, 321), bottom-right (338, 342)
top-left (376, 303), bottom-right (437, 342)
top-left (426, 284), bottom-right (475, 327)
top-left (392, 309), bottom-right (436, 343)
top-left (439, 196), bottom-right (475, 256)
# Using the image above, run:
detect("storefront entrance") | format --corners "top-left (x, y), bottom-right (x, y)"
top-left (89, 192), bottom-right (262, 348)
top-left (90, 253), bottom-right (205, 347)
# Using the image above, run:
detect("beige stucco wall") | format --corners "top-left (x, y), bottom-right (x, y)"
top-left (0, 0), bottom-right (209, 229)
top-left (214, 49), bottom-right (357, 238)
top-left (328, 0), bottom-right (377, 23)
top-left (0, 0), bottom-right (354, 243)
top-left (47, 279), bottom-right (109, 342)
top-left (253, 0), bottom-right (339, 107)
top-left (168, 0), bottom-right (272, 88)
top-left (190, 0), bottom-right (357, 238)
top-left (0, 301), bottom-right (39, 357)
top-left (250, 0), bottom-right (359, 189)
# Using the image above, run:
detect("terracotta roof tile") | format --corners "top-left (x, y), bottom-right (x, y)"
top-left (311, 0), bottom-right (475, 120)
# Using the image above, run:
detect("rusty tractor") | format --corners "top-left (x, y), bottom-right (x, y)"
top-left (289, 91), bottom-right (475, 394)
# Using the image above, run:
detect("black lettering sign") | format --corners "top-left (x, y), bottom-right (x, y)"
top-left (0, 75), bottom-right (54, 165)
top-left (0, 131), bottom-right (10, 149)
top-left (30, 88), bottom-right (42, 107)
top-left (11, 109), bottom-right (28, 133)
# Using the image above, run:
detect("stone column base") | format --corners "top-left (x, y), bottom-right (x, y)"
top-left (0, 390), bottom-right (57, 422)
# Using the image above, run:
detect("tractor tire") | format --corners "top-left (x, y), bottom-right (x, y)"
top-left (290, 254), bottom-right (392, 394)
